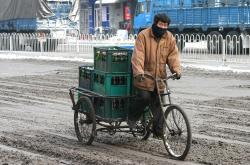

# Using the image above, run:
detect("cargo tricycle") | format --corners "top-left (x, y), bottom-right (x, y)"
top-left (69, 46), bottom-right (192, 160)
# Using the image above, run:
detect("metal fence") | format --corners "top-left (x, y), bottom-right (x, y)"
top-left (177, 33), bottom-right (250, 64)
top-left (0, 33), bottom-right (249, 64)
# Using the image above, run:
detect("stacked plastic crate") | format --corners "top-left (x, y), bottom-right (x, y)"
top-left (79, 46), bottom-right (133, 119)
top-left (78, 65), bottom-right (94, 90)
top-left (93, 46), bottom-right (133, 119)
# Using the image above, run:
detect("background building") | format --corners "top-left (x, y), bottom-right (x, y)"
top-left (80, 0), bottom-right (136, 34)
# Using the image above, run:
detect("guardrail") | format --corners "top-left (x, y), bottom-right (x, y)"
top-left (0, 33), bottom-right (249, 64)
top-left (0, 33), bottom-right (135, 52)
top-left (177, 33), bottom-right (250, 64)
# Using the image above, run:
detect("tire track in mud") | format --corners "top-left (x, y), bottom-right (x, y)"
top-left (0, 66), bottom-right (194, 164)
top-left (172, 75), bottom-right (250, 165)
top-left (179, 99), bottom-right (250, 164)
top-left (0, 63), bottom-right (250, 164)
top-left (0, 67), bottom-right (187, 164)
top-left (0, 68), bottom-right (77, 106)
top-left (182, 102), bottom-right (250, 143)
top-left (0, 88), bottom-right (68, 105)
top-left (0, 144), bottom-right (71, 165)
top-left (0, 130), bottom-right (198, 165)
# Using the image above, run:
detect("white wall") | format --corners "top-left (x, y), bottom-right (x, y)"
top-left (109, 3), bottom-right (124, 32)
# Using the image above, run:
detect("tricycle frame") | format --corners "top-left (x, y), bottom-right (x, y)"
top-left (69, 87), bottom-right (149, 136)
top-left (69, 73), bottom-right (192, 160)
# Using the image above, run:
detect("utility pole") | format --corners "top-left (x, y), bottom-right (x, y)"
top-left (99, 0), bottom-right (102, 33)
top-left (79, 0), bottom-right (89, 34)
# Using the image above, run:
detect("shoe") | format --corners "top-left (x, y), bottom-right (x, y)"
top-left (84, 118), bottom-right (93, 124)
top-left (80, 118), bottom-right (92, 124)
top-left (152, 116), bottom-right (164, 139)
top-left (152, 127), bottom-right (163, 139)
top-left (153, 131), bottom-right (163, 139)
top-left (127, 118), bottom-right (137, 131)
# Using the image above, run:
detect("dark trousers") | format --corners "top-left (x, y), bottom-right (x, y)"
top-left (128, 88), bottom-right (164, 131)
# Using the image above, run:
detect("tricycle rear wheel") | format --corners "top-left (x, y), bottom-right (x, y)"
top-left (74, 96), bottom-right (96, 145)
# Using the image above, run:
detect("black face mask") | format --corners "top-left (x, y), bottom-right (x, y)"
top-left (152, 24), bottom-right (167, 39)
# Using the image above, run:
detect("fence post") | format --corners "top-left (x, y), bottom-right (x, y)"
top-left (40, 40), bottom-right (43, 53)
top-left (222, 39), bottom-right (227, 66)
top-left (9, 35), bottom-right (13, 51)
top-left (76, 39), bottom-right (79, 53)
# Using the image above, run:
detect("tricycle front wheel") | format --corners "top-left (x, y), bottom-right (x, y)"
top-left (74, 96), bottom-right (96, 145)
top-left (162, 105), bottom-right (192, 160)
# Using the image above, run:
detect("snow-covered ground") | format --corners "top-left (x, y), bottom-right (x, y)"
top-left (0, 52), bottom-right (93, 63)
top-left (0, 59), bottom-right (249, 165)
top-left (0, 51), bottom-right (250, 73)
top-left (182, 59), bottom-right (250, 73)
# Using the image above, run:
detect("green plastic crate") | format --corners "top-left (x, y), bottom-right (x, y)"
top-left (93, 70), bottom-right (131, 96)
top-left (79, 66), bottom-right (94, 90)
top-left (94, 46), bottom-right (132, 73)
top-left (94, 97), bottom-right (130, 119)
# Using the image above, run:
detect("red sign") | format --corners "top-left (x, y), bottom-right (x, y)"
top-left (124, 5), bottom-right (131, 21)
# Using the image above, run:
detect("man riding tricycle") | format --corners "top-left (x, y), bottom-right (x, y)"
top-left (69, 13), bottom-right (192, 160)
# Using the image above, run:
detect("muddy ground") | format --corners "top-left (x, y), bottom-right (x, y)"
top-left (0, 59), bottom-right (249, 165)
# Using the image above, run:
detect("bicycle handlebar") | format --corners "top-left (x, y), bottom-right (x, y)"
top-left (137, 72), bottom-right (178, 82)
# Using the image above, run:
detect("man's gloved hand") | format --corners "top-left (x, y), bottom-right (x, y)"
top-left (138, 74), bottom-right (145, 82)
top-left (176, 73), bottom-right (181, 80)
top-left (135, 74), bottom-right (145, 82)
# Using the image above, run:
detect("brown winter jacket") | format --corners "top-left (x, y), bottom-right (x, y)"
top-left (131, 27), bottom-right (181, 91)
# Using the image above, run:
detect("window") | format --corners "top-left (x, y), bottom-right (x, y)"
top-left (135, 2), bottom-right (145, 16)
top-left (146, 0), bottom-right (151, 13)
